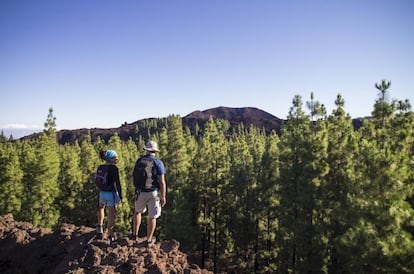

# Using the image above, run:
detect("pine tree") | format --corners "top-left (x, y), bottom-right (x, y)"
top-left (305, 93), bottom-right (330, 273)
top-left (373, 80), bottom-right (394, 129)
top-left (277, 94), bottom-right (328, 273)
top-left (342, 83), bottom-right (414, 273)
top-left (57, 142), bottom-right (83, 224)
top-left (78, 133), bottom-right (101, 227)
top-left (0, 142), bottom-right (24, 216)
top-left (160, 115), bottom-right (194, 247)
top-left (182, 125), bottom-right (199, 250)
top-left (245, 124), bottom-right (268, 271)
top-left (0, 130), bottom-right (8, 143)
top-left (323, 94), bottom-right (358, 273)
top-left (18, 140), bottom-right (38, 222)
top-left (28, 108), bottom-right (61, 228)
top-left (43, 107), bottom-right (57, 136)
top-left (192, 117), bottom-right (231, 272)
top-left (256, 130), bottom-right (280, 273)
top-left (227, 126), bottom-right (254, 270)
top-left (157, 127), bottom-right (168, 160)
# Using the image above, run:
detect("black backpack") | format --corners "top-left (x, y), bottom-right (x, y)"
top-left (133, 157), bottom-right (156, 190)
top-left (94, 164), bottom-right (113, 191)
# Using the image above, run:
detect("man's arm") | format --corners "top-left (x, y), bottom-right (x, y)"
top-left (159, 174), bottom-right (166, 207)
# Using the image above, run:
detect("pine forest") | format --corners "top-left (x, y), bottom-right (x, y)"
top-left (1, 81), bottom-right (413, 273)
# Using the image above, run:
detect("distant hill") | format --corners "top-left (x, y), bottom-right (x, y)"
top-left (19, 106), bottom-right (365, 145)
top-left (183, 106), bottom-right (284, 134)
top-left (1, 128), bottom-right (42, 140)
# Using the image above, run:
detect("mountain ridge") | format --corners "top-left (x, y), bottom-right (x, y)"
top-left (18, 106), bottom-right (364, 145)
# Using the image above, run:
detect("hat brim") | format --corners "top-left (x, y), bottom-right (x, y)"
top-left (143, 147), bottom-right (160, 152)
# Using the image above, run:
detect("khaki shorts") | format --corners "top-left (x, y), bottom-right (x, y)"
top-left (135, 190), bottom-right (161, 219)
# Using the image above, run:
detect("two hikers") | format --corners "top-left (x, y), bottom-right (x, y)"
top-left (95, 141), bottom-right (166, 247)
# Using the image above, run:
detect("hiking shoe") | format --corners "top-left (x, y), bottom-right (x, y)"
top-left (145, 236), bottom-right (156, 248)
top-left (96, 233), bottom-right (103, 240)
top-left (96, 225), bottom-right (104, 234)
top-left (128, 234), bottom-right (138, 241)
top-left (108, 236), bottom-right (116, 245)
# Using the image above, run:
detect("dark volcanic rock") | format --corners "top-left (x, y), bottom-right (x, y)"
top-left (0, 214), bottom-right (211, 274)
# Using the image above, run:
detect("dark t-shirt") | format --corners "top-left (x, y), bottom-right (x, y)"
top-left (105, 164), bottom-right (122, 199)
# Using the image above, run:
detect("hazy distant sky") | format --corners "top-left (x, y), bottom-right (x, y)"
top-left (1, 0), bottom-right (413, 138)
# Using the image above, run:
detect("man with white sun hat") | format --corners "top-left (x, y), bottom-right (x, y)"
top-left (131, 140), bottom-right (166, 247)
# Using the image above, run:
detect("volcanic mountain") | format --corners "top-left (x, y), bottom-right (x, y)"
top-left (20, 106), bottom-right (363, 145)
top-left (21, 106), bottom-right (284, 145)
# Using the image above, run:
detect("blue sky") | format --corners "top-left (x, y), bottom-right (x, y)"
top-left (1, 0), bottom-right (413, 138)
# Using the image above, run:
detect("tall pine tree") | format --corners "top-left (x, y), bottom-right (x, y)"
top-left (0, 142), bottom-right (24, 216)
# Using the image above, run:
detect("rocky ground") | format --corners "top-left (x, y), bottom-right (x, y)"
top-left (0, 214), bottom-right (211, 274)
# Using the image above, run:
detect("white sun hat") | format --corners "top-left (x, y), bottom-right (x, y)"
top-left (143, 140), bottom-right (160, 152)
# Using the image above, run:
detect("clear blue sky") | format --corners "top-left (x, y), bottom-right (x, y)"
top-left (1, 0), bottom-right (413, 138)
